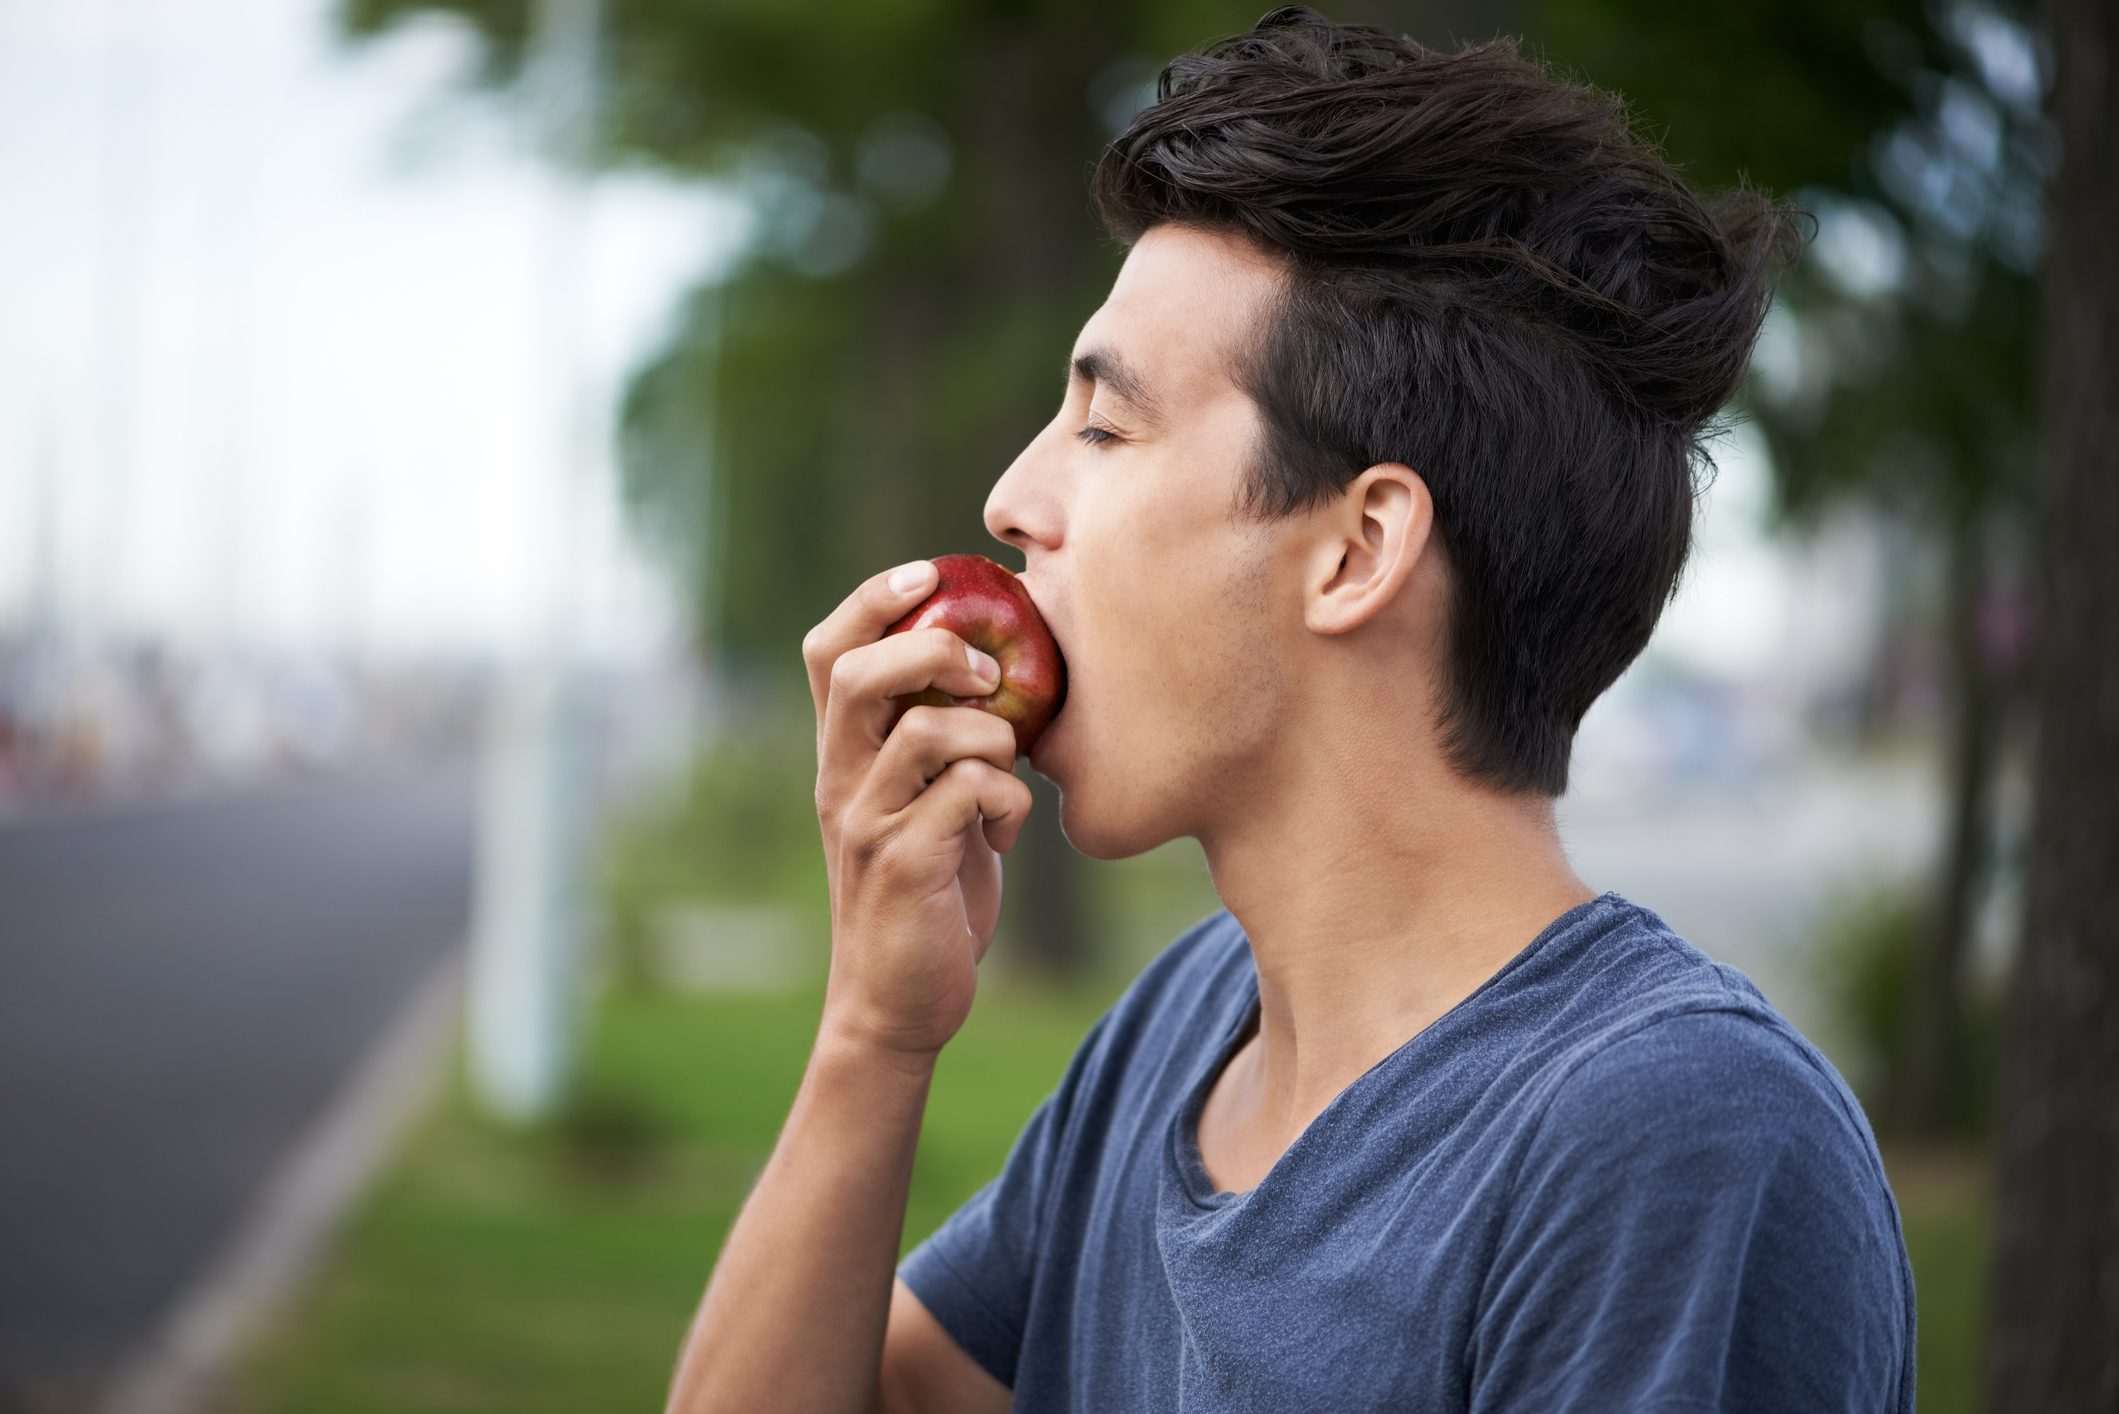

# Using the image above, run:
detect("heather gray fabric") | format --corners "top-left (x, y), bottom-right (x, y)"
top-left (898, 890), bottom-right (1916, 1412)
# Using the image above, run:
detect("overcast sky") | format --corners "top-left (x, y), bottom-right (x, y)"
top-left (0, 0), bottom-right (745, 660)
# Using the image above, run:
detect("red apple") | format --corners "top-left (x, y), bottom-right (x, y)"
top-left (884, 553), bottom-right (1067, 759)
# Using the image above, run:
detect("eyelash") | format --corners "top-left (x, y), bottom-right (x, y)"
top-left (1075, 424), bottom-right (1120, 447)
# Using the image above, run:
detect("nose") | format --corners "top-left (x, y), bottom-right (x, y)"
top-left (983, 428), bottom-right (1063, 558)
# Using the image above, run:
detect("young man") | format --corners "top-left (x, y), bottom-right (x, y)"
top-left (665, 8), bottom-right (1915, 1412)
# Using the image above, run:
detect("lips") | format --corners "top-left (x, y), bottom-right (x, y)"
top-left (1029, 692), bottom-right (1066, 770)
top-left (1019, 577), bottom-right (1070, 766)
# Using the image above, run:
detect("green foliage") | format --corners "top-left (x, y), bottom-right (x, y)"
top-left (1535, 0), bottom-right (2046, 539)
top-left (1808, 875), bottom-right (2003, 1143)
top-left (597, 698), bottom-right (827, 987)
top-left (1533, 0), bottom-right (1932, 196)
top-left (333, 0), bottom-right (1384, 689)
top-left (1897, 1158), bottom-right (1991, 1414)
top-left (547, 1073), bottom-right (672, 1186)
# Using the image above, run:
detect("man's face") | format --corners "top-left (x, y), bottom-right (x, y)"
top-left (986, 223), bottom-right (1298, 859)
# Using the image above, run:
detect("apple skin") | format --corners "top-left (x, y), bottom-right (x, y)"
top-left (884, 553), bottom-right (1067, 759)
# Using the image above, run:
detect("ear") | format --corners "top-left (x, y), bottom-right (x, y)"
top-left (1302, 463), bottom-right (1433, 637)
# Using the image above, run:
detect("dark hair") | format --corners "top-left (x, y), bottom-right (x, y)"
top-left (1091, 6), bottom-right (1810, 796)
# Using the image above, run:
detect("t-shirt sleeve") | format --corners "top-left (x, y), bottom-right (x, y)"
top-left (897, 1008), bottom-right (1114, 1391)
top-left (1468, 1008), bottom-right (1914, 1414)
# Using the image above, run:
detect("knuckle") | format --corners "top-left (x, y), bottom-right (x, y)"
top-left (928, 627), bottom-right (963, 662)
top-left (800, 625), bottom-right (826, 666)
top-left (899, 704), bottom-right (946, 749)
top-left (827, 648), bottom-right (859, 693)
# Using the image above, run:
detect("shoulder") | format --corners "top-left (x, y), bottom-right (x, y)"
top-left (1505, 1000), bottom-right (1908, 1288)
top-left (1527, 1002), bottom-right (1887, 1184)
top-left (1477, 1004), bottom-right (1916, 1412)
top-left (1531, 896), bottom-right (1882, 1157)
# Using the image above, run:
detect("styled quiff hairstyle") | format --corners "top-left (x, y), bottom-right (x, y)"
top-left (1091, 6), bottom-right (1809, 796)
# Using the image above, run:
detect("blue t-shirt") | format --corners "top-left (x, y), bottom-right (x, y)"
top-left (898, 890), bottom-right (1916, 1411)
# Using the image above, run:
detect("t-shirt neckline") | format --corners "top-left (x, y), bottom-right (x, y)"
top-left (1168, 890), bottom-right (1624, 1213)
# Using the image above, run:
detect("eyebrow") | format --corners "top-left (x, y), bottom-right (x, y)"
top-left (1068, 347), bottom-right (1164, 426)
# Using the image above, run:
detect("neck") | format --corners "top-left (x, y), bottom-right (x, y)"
top-left (1197, 739), bottom-right (1598, 1145)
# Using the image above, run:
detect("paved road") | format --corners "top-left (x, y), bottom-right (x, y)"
top-left (0, 763), bottom-right (476, 1412)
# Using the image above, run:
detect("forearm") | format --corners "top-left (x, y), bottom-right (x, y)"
top-left (665, 1018), bottom-right (937, 1414)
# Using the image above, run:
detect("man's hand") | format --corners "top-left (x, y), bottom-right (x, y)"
top-left (803, 559), bottom-right (1037, 1062)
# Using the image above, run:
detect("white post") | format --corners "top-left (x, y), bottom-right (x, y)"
top-left (465, 0), bottom-right (604, 1124)
top-left (466, 655), bottom-right (596, 1120)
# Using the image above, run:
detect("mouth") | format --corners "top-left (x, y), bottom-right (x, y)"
top-left (1023, 579), bottom-right (1064, 651)
top-left (1019, 577), bottom-right (1069, 766)
top-left (1030, 692), bottom-right (1067, 771)
top-left (1017, 578), bottom-right (1069, 676)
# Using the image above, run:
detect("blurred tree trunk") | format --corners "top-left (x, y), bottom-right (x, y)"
top-left (1890, 509), bottom-right (2001, 1137)
top-left (1984, 0), bottom-right (2119, 1399)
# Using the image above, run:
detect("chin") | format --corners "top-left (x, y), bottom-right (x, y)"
top-left (1034, 699), bottom-right (1185, 860)
top-left (1052, 775), bottom-right (1179, 862)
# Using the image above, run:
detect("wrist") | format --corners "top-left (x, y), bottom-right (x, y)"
top-left (813, 1013), bottom-right (943, 1083)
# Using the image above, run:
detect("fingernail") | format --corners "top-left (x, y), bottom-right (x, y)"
top-left (888, 561), bottom-right (934, 594)
top-left (968, 646), bottom-right (1000, 681)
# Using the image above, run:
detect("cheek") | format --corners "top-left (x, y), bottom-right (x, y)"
top-left (1075, 546), bottom-right (1252, 731)
top-left (1071, 449), bottom-right (1226, 591)
top-left (1071, 481), bottom-right (1196, 668)
top-left (1066, 449), bottom-right (1263, 723)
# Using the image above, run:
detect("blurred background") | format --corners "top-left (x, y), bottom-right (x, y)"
top-left (0, 0), bottom-right (2095, 1410)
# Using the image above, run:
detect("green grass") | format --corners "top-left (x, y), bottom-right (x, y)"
top-left (1889, 1148), bottom-right (1992, 1414)
top-left (229, 968), bottom-right (1131, 1414)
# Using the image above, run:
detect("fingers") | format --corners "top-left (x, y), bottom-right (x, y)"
top-left (855, 705), bottom-right (1019, 819)
top-left (819, 629), bottom-right (1003, 785)
top-left (802, 560), bottom-right (941, 723)
top-left (899, 757), bottom-right (1036, 857)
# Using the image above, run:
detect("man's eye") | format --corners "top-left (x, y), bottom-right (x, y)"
top-left (1075, 424), bottom-right (1120, 447)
